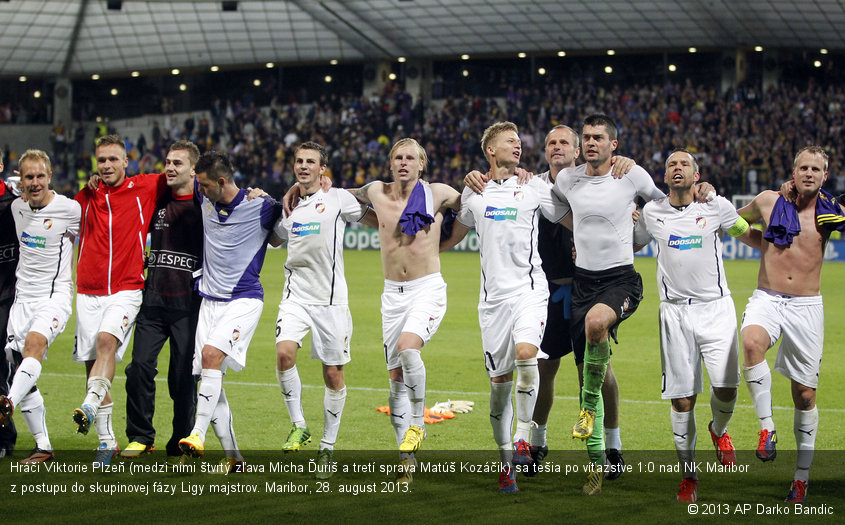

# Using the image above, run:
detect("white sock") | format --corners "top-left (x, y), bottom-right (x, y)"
top-left (399, 349), bottom-right (426, 427)
top-left (794, 407), bottom-right (818, 483)
top-left (605, 426), bottom-right (622, 451)
top-left (321, 386), bottom-right (346, 450)
top-left (490, 381), bottom-right (514, 450)
top-left (210, 388), bottom-right (242, 461)
top-left (744, 362), bottom-right (774, 431)
top-left (531, 423), bottom-right (547, 448)
top-left (388, 380), bottom-right (410, 447)
top-left (277, 366), bottom-right (305, 427)
top-left (671, 408), bottom-right (697, 480)
top-left (192, 369), bottom-right (223, 441)
top-left (96, 402), bottom-right (116, 447)
top-left (514, 358), bottom-right (538, 442)
top-left (83, 376), bottom-right (111, 411)
top-left (8, 357), bottom-right (41, 405)
top-left (20, 390), bottom-right (51, 451)
top-left (709, 391), bottom-right (736, 437)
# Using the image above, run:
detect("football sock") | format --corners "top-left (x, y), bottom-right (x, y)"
top-left (388, 380), bottom-right (410, 447)
top-left (710, 391), bottom-right (736, 437)
top-left (490, 380), bottom-right (514, 466)
top-left (794, 407), bottom-right (818, 483)
top-left (744, 362), bottom-right (774, 431)
top-left (586, 391), bottom-right (605, 466)
top-left (605, 426), bottom-right (621, 451)
top-left (321, 386), bottom-right (346, 450)
top-left (211, 388), bottom-right (242, 461)
top-left (8, 357), bottom-right (40, 406)
top-left (531, 423), bottom-right (547, 448)
top-left (20, 390), bottom-right (51, 451)
top-left (277, 366), bottom-right (305, 427)
top-left (399, 349), bottom-right (426, 428)
top-left (582, 339), bottom-right (610, 411)
top-left (514, 358), bottom-right (538, 442)
top-left (95, 402), bottom-right (116, 447)
top-left (192, 369), bottom-right (223, 441)
top-left (83, 376), bottom-right (111, 411)
top-left (671, 408), bottom-right (698, 480)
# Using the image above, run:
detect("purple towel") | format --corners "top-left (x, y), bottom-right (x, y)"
top-left (399, 181), bottom-right (435, 236)
top-left (764, 189), bottom-right (845, 246)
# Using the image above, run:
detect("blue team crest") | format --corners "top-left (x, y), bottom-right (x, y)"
top-left (483, 206), bottom-right (518, 221)
top-left (696, 217), bottom-right (706, 229)
top-left (291, 222), bottom-right (321, 236)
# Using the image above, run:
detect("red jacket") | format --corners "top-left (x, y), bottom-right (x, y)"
top-left (75, 173), bottom-right (166, 295)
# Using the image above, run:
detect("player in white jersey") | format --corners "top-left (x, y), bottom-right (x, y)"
top-left (442, 122), bottom-right (567, 493)
top-left (269, 142), bottom-right (374, 478)
top-left (178, 152), bottom-right (283, 470)
top-left (0, 150), bottom-right (81, 464)
top-left (634, 149), bottom-right (760, 502)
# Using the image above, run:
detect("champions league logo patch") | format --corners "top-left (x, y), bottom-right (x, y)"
top-left (42, 219), bottom-right (53, 230)
top-left (315, 202), bottom-right (326, 214)
top-left (513, 190), bottom-right (524, 201)
top-left (696, 217), bottom-right (706, 229)
top-left (158, 209), bottom-right (167, 219)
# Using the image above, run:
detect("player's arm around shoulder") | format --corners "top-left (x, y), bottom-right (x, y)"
top-left (439, 187), bottom-right (474, 252)
top-left (633, 202), bottom-right (654, 251)
top-left (738, 190), bottom-right (778, 226)
top-left (430, 182), bottom-right (461, 212)
top-left (348, 180), bottom-right (383, 206)
top-left (67, 198), bottom-right (83, 239)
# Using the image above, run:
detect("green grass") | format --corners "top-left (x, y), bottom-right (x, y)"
top-left (5, 250), bottom-right (845, 523)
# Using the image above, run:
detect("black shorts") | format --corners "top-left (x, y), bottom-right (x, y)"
top-left (540, 283), bottom-right (588, 365)
top-left (572, 264), bottom-right (643, 345)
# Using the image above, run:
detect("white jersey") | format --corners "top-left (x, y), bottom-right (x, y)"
top-left (458, 176), bottom-right (566, 302)
top-left (635, 196), bottom-right (741, 302)
top-left (552, 164), bottom-right (664, 271)
top-left (11, 193), bottom-right (80, 301)
top-left (274, 188), bottom-right (364, 305)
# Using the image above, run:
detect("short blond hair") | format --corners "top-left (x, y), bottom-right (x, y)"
top-left (389, 138), bottom-right (428, 173)
top-left (19, 149), bottom-right (52, 174)
top-left (793, 145), bottom-right (828, 171)
top-left (481, 121), bottom-right (518, 161)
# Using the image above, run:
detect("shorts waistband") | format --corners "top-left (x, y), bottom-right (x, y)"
top-left (664, 295), bottom-right (728, 305)
top-left (574, 264), bottom-right (636, 280)
top-left (384, 272), bottom-right (444, 293)
top-left (756, 288), bottom-right (822, 304)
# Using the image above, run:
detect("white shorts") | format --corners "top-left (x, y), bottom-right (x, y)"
top-left (276, 300), bottom-right (352, 366)
top-left (741, 289), bottom-right (824, 388)
top-left (194, 297), bottom-right (263, 374)
top-left (659, 296), bottom-right (740, 399)
top-left (381, 273), bottom-right (447, 370)
top-left (5, 296), bottom-right (73, 360)
top-left (478, 290), bottom-right (548, 378)
top-left (73, 290), bottom-right (143, 363)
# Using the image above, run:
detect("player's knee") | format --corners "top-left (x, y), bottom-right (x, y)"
top-left (793, 385), bottom-right (816, 410)
top-left (95, 332), bottom-right (120, 355)
top-left (200, 346), bottom-right (225, 369)
top-left (671, 397), bottom-right (695, 412)
top-left (712, 387), bottom-right (737, 402)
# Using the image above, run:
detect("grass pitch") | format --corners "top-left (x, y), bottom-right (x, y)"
top-left (5, 250), bottom-right (845, 523)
